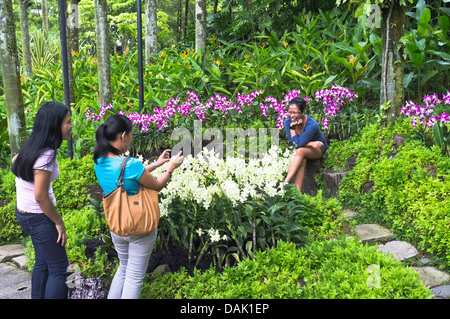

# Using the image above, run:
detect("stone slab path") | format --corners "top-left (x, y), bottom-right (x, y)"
top-left (0, 244), bottom-right (31, 299)
top-left (0, 263), bottom-right (31, 299)
top-left (377, 240), bottom-right (419, 261)
top-left (345, 209), bottom-right (450, 299)
top-left (355, 223), bottom-right (394, 243)
top-left (0, 244), bottom-right (25, 263)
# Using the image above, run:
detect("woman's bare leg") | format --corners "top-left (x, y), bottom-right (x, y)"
top-left (285, 147), bottom-right (323, 191)
top-left (293, 157), bottom-right (307, 190)
top-left (285, 150), bottom-right (304, 183)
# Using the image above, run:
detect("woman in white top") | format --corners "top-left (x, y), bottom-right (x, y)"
top-left (12, 102), bottom-right (73, 299)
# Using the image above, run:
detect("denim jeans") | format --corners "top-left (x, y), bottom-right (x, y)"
top-left (15, 209), bottom-right (69, 299)
top-left (108, 229), bottom-right (157, 299)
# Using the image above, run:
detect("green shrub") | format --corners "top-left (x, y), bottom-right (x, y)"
top-left (0, 167), bottom-right (22, 244)
top-left (0, 168), bottom-right (16, 203)
top-left (296, 190), bottom-right (343, 242)
top-left (53, 155), bottom-right (97, 210)
top-left (141, 269), bottom-right (191, 299)
top-left (0, 201), bottom-right (24, 245)
top-left (142, 237), bottom-right (433, 299)
top-left (325, 121), bottom-right (450, 269)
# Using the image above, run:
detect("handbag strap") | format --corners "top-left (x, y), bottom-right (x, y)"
top-left (115, 157), bottom-right (129, 187)
top-left (68, 260), bottom-right (86, 272)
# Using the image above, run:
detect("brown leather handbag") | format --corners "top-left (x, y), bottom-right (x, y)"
top-left (102, 157), bottom-right (160, 236)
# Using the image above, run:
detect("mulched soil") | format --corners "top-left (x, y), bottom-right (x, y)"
top-left (147, 243), bottom-right (215, 275)
top-left (83, 238), bottom-right (215, 278)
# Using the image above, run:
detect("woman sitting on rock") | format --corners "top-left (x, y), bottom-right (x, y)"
top-left (284, 97), bottom-right (328, 191)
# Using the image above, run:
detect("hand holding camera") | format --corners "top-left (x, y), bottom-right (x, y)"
top-left (168, 150), bottom-right (184, 170)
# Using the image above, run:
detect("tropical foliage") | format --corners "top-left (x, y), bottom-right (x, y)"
top-left (0, 0), bottom-right (449, 299)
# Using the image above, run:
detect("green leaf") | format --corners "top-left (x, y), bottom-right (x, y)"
top-left (418, 9), bottom-right (432, 37)
top-left (329, 55), bottom-right (352, 71)
top-left (433, 122), bottom-right (444, 148)
top-left (438, 15), bottom-right (450, 33)
top-left (427, 50), bottom-right (450, 61)
top-left (404, 72), bottom-right (415, 88)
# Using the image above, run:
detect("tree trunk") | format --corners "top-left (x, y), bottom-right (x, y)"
top-left (42, 0), bottom-right (49, 33)
top-left (184, 0), bottom-right (189, 40)
top-left (0, 0), bottom-right (27, 156)
top-left (195, 0), bottom-right (206, 56)
top-left (19, 0), bottom-right (33, 77)
top-left (19, 0), bottom-right (32, 76)
top-left (177, 0), bottom-right (182, 42)
top-left (380, 2), bottom-right (405, 125)
top-left (145, 0), bottom-right (157, 65)
top-left (94, 0), bottom-right (112, 108)
top-left (67, 0), bottom-right (80, 53)
top-left (121, 33), bottom-right (128, 55)
top-left (65, 1), bottom-right (76, 108)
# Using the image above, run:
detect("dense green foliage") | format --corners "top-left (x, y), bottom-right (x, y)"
top-left (1, 2), bottom-right (449, 163)
top-left (325, 120), bottom-right (450, 269)
top-left (141, 237), bottom-right (433, 299)
top-left (0, 0), bottom-right (448, 299)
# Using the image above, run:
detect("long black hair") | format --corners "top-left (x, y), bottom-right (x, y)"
top-left (93, 114), bottom-right (133, 163)
top-left (288, 97), bottom-right (307, 113)
top-left (12, 102), bottom-right (69, 182)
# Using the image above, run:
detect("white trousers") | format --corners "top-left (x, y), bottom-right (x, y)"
top-left (108, 229), bottom-right (157, 299)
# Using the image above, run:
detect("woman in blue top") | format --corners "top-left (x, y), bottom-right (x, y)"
top-left (284, 97), bottom-right (327, 191)
top-left (94, 114), bottom-right (183, 299)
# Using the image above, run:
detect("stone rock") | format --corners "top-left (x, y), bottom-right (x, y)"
top-left (345, 156), bottom-right (357, 170)
top-left (323, 168), bottom-right (348, 198)
top-left (431, 285), bottom-right (450, 299)
top-left (355, 224), bottom-right (394, 243)
top-left (153, 264), bottom-right (171, 275)
top-left (0, 263), bottom-right (31, 299)
top-left (376, 240), bottom-right (419, 261)
top-left (302, 158), bottom-right (324, 196)
top-left (393, 134), bottom-right (405, 150)
top-left (0, 244), bottom-right (26, 263)
top-left (12, 255), bottom-right (28, 269)
top-left (341, 209), bottom-right (359, 220)
top-left (412, 267), bottom-right (450, 288)
top-left (361, 180), bottom-right (374, 193)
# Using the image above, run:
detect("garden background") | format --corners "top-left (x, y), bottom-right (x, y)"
top-left (0, 0), bottom-right (449, 299)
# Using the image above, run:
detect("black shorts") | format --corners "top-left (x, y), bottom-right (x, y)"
top-left (320, 143), bottom-right (328, 155)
